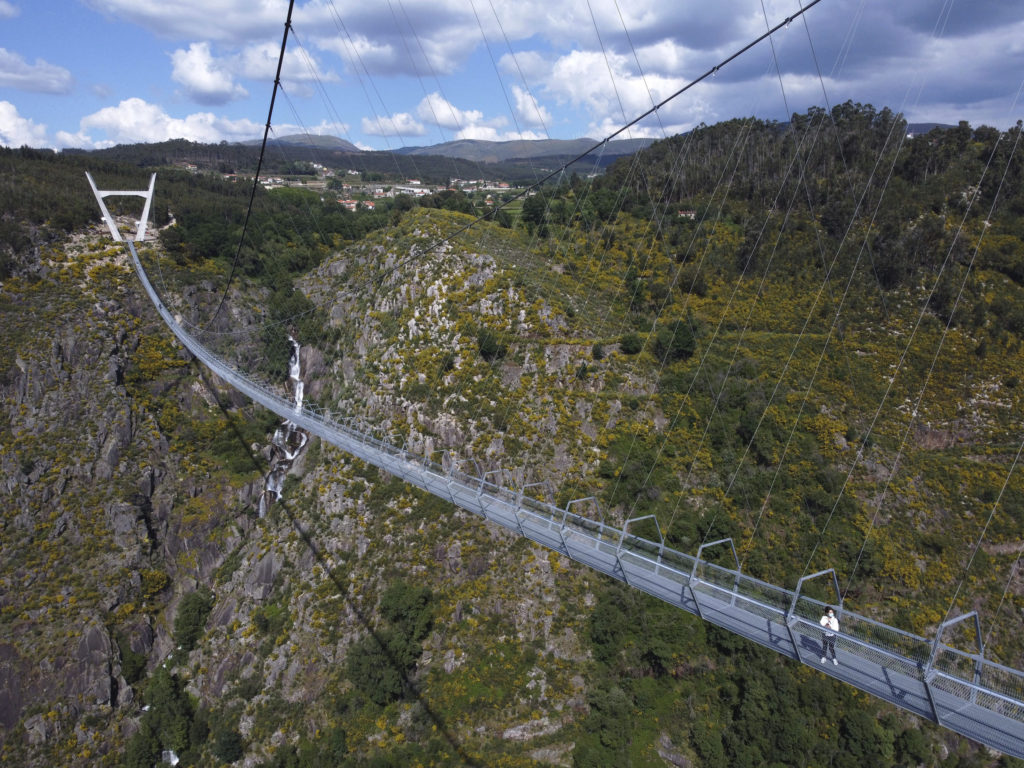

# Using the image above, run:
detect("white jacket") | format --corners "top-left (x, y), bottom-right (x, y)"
top-left (820, 615), bottom-right (839, 635)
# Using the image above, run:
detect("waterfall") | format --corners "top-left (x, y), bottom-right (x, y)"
top-left (258, 336), bottom-right (309, 517)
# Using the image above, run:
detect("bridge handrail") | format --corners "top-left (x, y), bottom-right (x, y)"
top-left (935, 646), bottom-right (1024, 700)
top-left (616, 542), bottom-right (697, 584)
top-left (932, 672), bottom-right (1024, 713)
top-left (789, 614), bottom-right (928, 672)
top-left (692, 570), bottom-right (789, 617)
top-left (789, 593), bottom-right (933, 658)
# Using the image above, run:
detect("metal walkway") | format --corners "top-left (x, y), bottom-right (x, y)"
top-left (93, 175), bottom-right (1024, 758)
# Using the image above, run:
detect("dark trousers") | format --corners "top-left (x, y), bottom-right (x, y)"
top-left (822, 634), bottom-right (836, 659)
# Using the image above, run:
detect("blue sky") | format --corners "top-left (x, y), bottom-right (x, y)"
top-left (1, 0), bottom-right (1023, 151)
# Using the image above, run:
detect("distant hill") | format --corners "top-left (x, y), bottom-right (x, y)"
top-left (244, 133), bottom-right (362, 153)
top-left (253, 135), bottom-right (657, 164)
top-left (393, 137), bottom-right (654, 163)
top-left (906, 122), bottom-right (957, 135)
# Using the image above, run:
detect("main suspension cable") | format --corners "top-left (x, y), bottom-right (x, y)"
top-left (203, 0), bottom-right (296, 334)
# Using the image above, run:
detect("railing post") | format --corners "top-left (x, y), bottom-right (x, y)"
top-left (925, 611), bottom-right (985, 722)
top-left (477, 466), bottom-right (501, 501)
top-left (616, 515), bottom-right (663, 587)
top-left (514, 481), bottom-right (550, 540)
top-left (563, 497), bottom-right (602, 559)
top-left (441, 451), bottom-right (459, 505)
top-left (973, 614), bottom-right (985, 705)
top-left (786, 568), bottom-right (841, 666)
top-left (687, 538), bottom-right (740, 619)
top-left (449, 457), bottom-right (481, 488)
top-left (445, 458), bottom-right (482, 514)
top-left (481, 469), bottom-right (502, 498)
top-left (479, 469), bottom-right (503, 519)
top-left (556, 507), bottom-right (571, 555)
top-left (517, 481), bottom-right (551, 507)
top-left (565, 497), bottom-right (601, 525)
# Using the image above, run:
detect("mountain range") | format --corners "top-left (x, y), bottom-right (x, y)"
top-left (258, 124), bottom-right (955, 164)
top-left (256, 133), bottom-right (655, 163)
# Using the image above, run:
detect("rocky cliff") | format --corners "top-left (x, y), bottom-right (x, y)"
top-left (0, 220), bottom-right (602, 767)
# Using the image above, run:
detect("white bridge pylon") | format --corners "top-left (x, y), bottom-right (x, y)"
top-left (86, 172), bottom-right (156, 242)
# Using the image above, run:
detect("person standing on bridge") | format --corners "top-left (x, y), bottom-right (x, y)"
top-left (820, 606), bottom-right (839, 665)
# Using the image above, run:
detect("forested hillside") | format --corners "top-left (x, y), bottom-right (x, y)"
top-left (1, 103), bottom-right (1023, 768)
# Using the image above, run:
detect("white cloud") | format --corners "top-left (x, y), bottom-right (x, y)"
top-left (511, 85), bottom-right (552, 131)
top-left (415, 92), bottom-right (485, 131)
top-left (635, 40), bottom-right (697, 81)
top-left (271, 119), bottom-right (351, 139)
top-left (84, 0), bottom-right (289, 43)
top-left (237, 41), bottom-right (334, 84)
top-left (499, 50), bottom-right (547, 84)
top-left (78, 97), bottom-right (262, 145)
top-left (510, 45), bottom-right (697, 139)
top-left (453, 124), bottom-right (545, 142)
top-left (361, 112), bottom-right (425, 137)
top-left (15, 0), bottom-right (1024, 155)
top-left (167, 38), bottom-right (336, 107)
top-left (314, 34), bottom-right (398, 76)
top-left (0, 100), bottom-right (48, 147)
top-left (171, 42), bottom-right (248, 105)
top-left (307, 2), bottom-right (481, 78)
top-left (409, 92), bottom-right (550, 142)
top-left (399, 25), bottom-right (473, 77)
top-left (481, 0), bottom-right (588, 43)
top-left (545, 50), bottom-right (635, 118)
top-left (0, 48), bottom-right (73, 94)
top-left (355, 89), bottom-right (551, 145)
top-left (55, 129), bottom-right (108, 150)
top-left (237, 41), bottom-right (287, 80)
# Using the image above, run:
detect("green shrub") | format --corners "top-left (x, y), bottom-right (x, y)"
top-left (174, 587), bottom-right (214, 652)
top-left (619, 332), bottom-right (643, 354)
top-left (346, 631), bottom-right (404, 706)
top-left (123, 720), bottom-right (160, 768)
top-left (141, 568), bottom-right (171, 600)
top-left (653, 318), bottom-right (696, 362)
top-left (234, 675), bottom-right (261, 701)
top-left (346, 581), bottom-right (435, 706)
top-left (477, 327), bottom-right (507, 361)
top-left (212, 726), bottom-right (244, 763)
top-left (117, 635), bottom-right (147, 685)
top-left (253, 601), bottom-right (289, 638)
top-left (139, 667), bottom-right (195, 755)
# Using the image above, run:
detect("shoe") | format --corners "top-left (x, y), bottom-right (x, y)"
top-left (833, 658), bottom-right (838, 666)
top-left (821, 657), bottom-right (827, 664)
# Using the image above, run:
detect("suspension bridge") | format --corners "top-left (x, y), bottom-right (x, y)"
top-left (89, 172), bottom-right (1024, 759)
